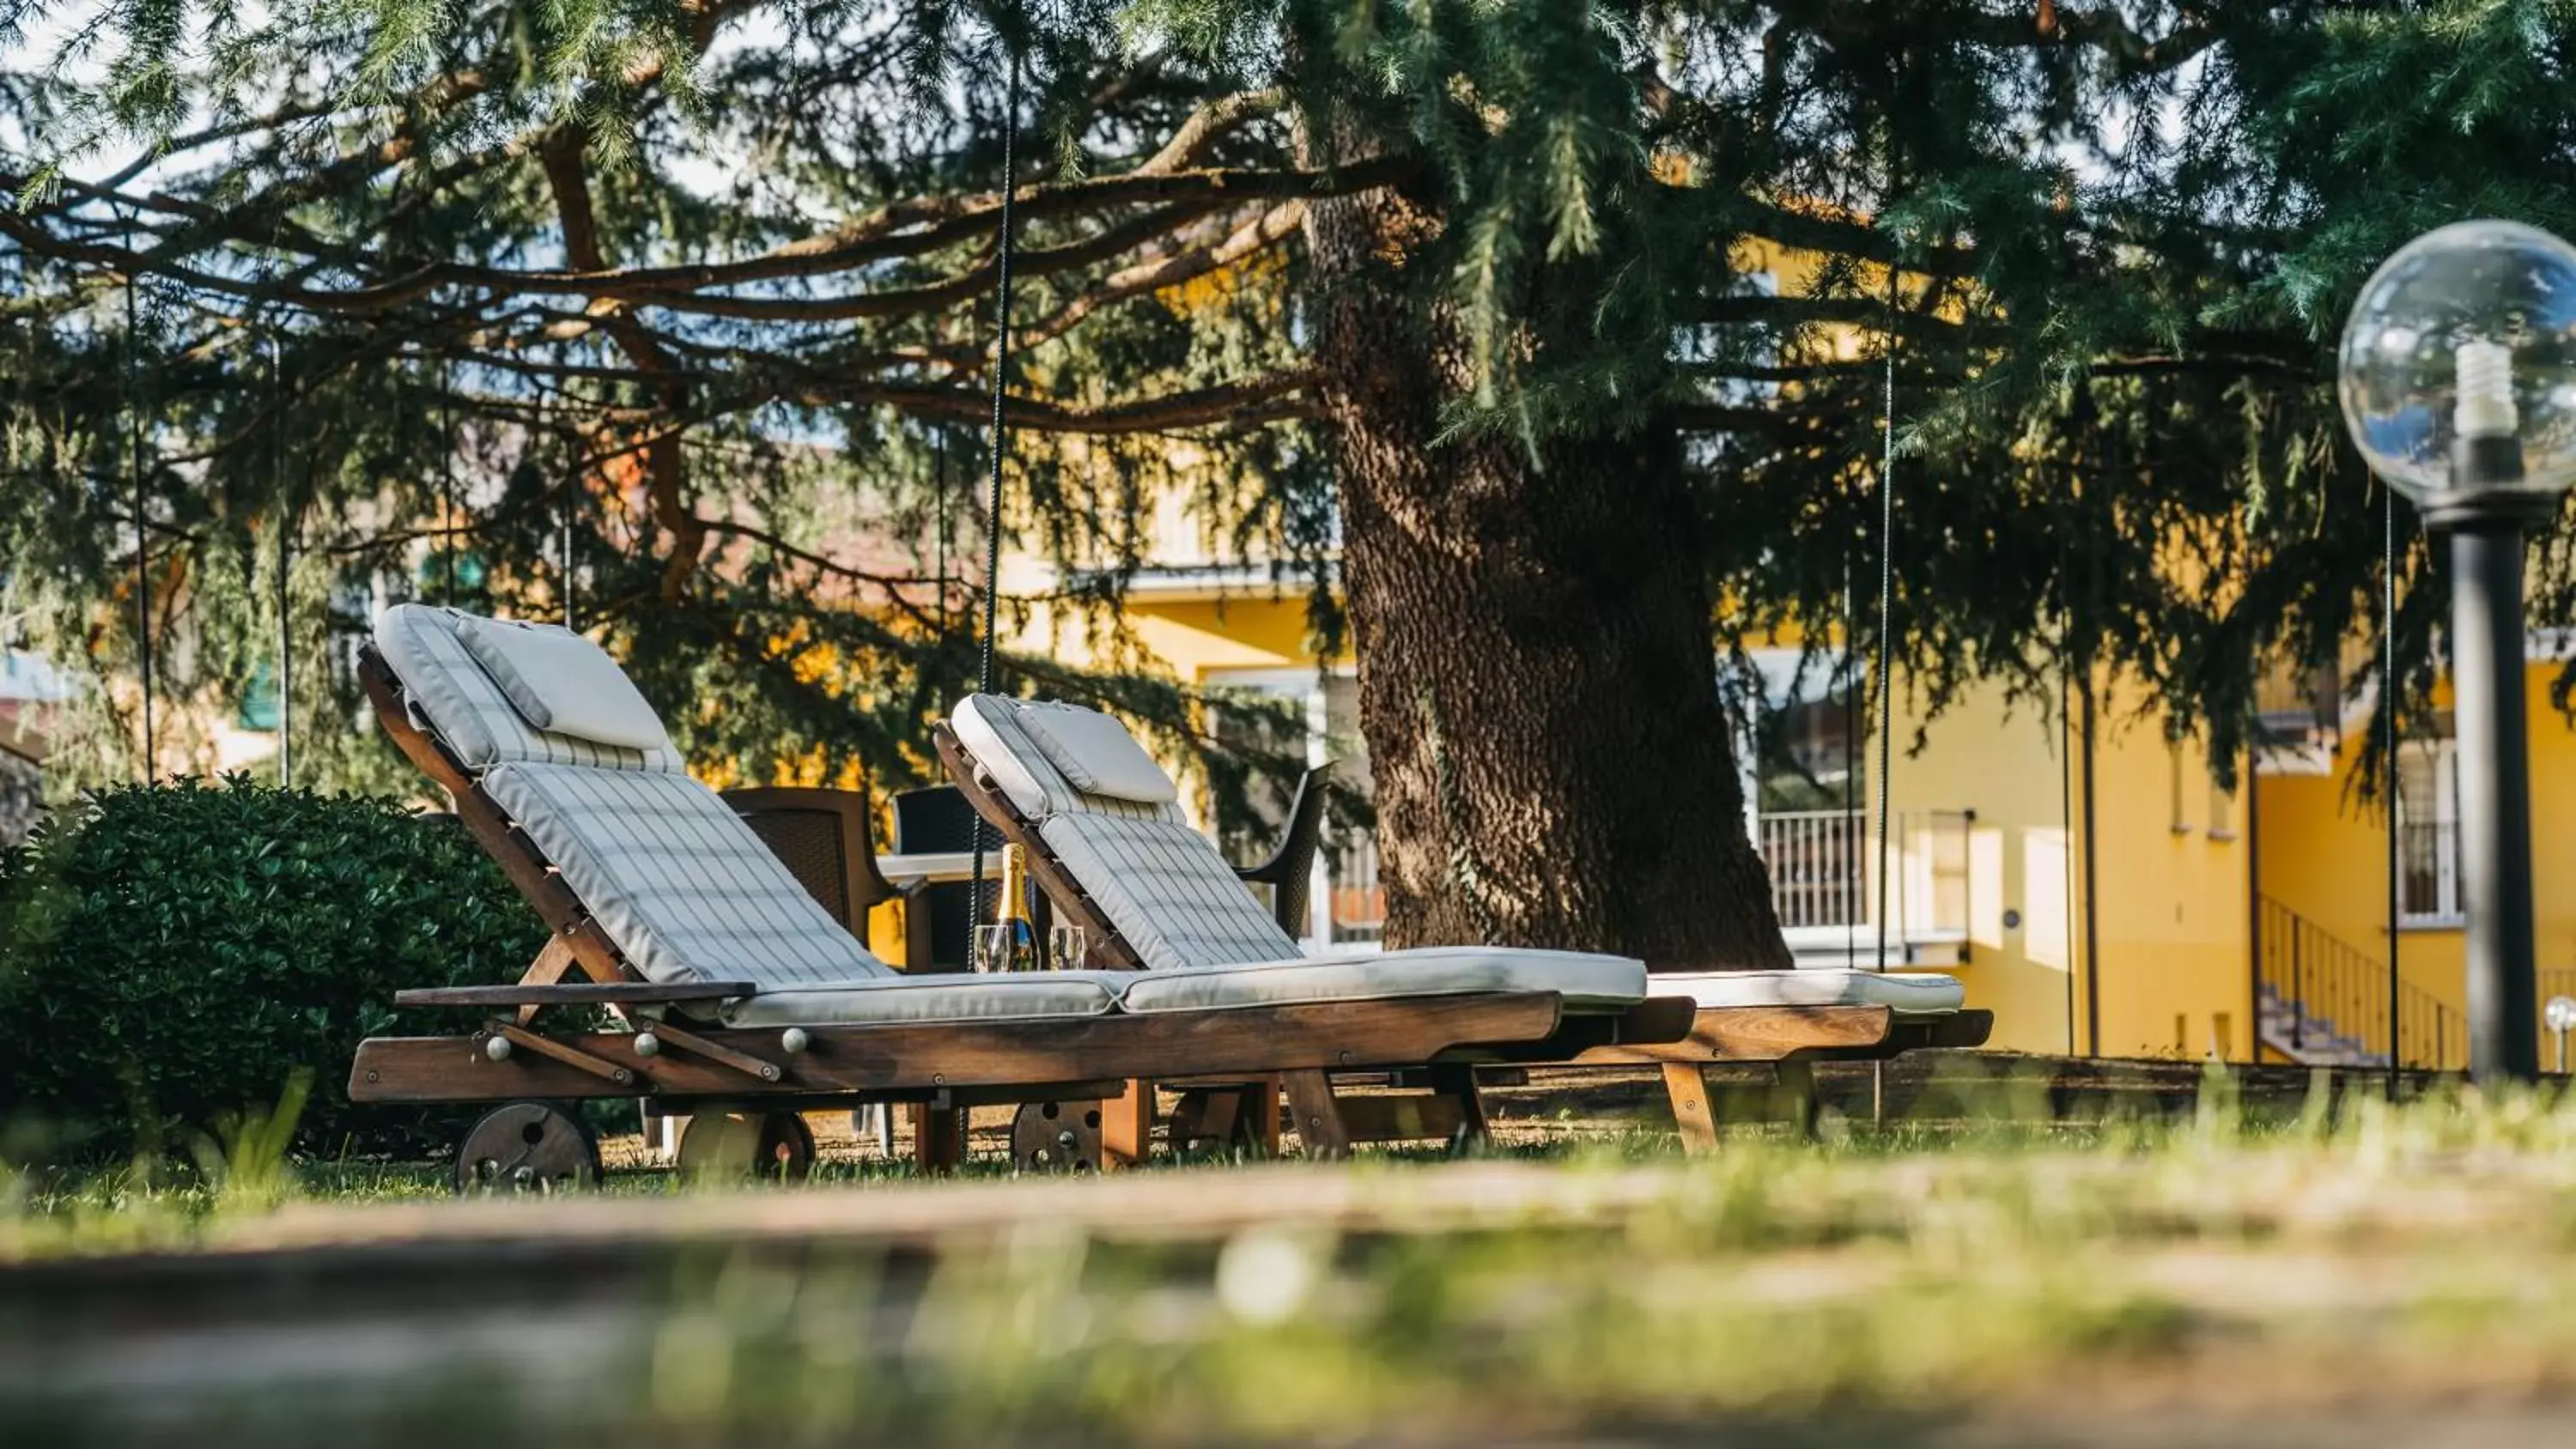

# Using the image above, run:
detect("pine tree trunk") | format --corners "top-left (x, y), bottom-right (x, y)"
top-left (1302, 180), bottom-right (1791, 970)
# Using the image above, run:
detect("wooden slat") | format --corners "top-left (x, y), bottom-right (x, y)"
top-left (1661, 1064), bottom-right (1719, 1155)
top-left (1430, 1064), bottom-right (1490, 1146)
top-left (1571, 1004), bottom-right (1898, 1065)
top-left (1776, 1058), bottom-right (1820, 1139)
top-left (399, 982), bottom-right (756, 1008)
top-left (647, 1021), bottom-right (786, 1083)
top-left (488, 1022), bottom-right (640, 1089)
top-left (349, 992), bottom-right (1565, 1104)
top-left (910, 1102), bottom-right (964, 1173)
top-left (1334, 1091), bottom-right (1466, 1145)
top-left (1241, 1076), bottom-right (1281, 1157)
top-left (1279, 1070), bottom-right (1350, 1160)
top-left (1102, 1080), bottom-right (1154, 1170)
top-left (1613, 997), bottom-right (1699, 1046)
top-left (511, 938), bottom-right (580, 1026)
top-left (1917, 1009), bottom-right (1996, 1050)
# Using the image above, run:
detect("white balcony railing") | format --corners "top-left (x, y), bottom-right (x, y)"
top-left (1758, 808), bottom-right (1972, 941)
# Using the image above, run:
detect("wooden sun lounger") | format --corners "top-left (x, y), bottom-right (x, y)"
top-left (345, 647), bottom-right (1666, 1182)
top-left (933, 721), bottom-right (1990, 1156)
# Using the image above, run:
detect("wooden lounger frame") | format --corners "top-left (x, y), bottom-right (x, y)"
top-left (348, 646), bottom-right (1664, 1168)
top-left (933, 719), bottom-right (1992, 1156)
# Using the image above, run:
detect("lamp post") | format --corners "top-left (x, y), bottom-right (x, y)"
top-left (2339, 219), bottom-right (2576, 1087)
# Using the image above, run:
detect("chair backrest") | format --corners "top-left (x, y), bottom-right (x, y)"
top-left (1254, 766), bottom-right (1331, 936)
top-left (732, 803), bottom-right (855, 925)
top-left (892, 785), bottom-right (981, 852)
top-left (372, 603), bottom-right (894, 991)
top-left (722, 787), bottom-right (902, 933)
top-left (951, 694), bottom-right (1302, 973)
top-left (891, 785), bottom-right (981, 973)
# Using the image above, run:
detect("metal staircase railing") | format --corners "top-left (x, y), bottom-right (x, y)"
top-left (2255, 896), bottom-right (2466, 1069)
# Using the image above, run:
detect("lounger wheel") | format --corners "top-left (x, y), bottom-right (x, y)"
top-left (1010, 1099), bottom-right (1103, 1173)
top-left (453, 1100), bottom-right (601, 1196)
top-left (675, 1109), bottom-right (817, 1181)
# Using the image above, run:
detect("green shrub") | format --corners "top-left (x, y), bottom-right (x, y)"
top-left (0, 776), bottom-right (545, 1161)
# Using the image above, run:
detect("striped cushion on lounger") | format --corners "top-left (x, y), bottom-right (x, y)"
top-left (950, 695), bottom-right (1650, 1011)
top-left (955, 694), bottom-right (1300, 973)
top-left (483, 762), bottom-right (896, 990)
top-left (374, 608), bottom-right (1129, 1027)
top-left (375, 603), bottom-right (681, 773)
top-left (1041, 809), bottom-right (1303, 973)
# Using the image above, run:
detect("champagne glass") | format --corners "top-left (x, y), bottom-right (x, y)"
top-left (1048, 924), bottom-right (1088, 971)
top-left (971, 925), bottom-right (1016, 973)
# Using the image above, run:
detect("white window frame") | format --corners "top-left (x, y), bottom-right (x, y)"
top-left (2397, 739), bottom-right (2463, 926)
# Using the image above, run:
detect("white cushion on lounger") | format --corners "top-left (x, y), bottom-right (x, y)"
top-left (1016, 700), bottom-right (1180, 803)
top-left (1040, 809), bottom-right (1302, 973)
top-left (456, 616), bottom-right (673, 753)
top-left (374, 604), bottom-right (680, 773)
top-left (722, 972), bottom-right (1125, 1028)
top-left (1656, 969), bottom-right (1964, 1016)
top-left (1116, 946), bottom-right (1647, 1014)
top-left (951, 694), bottom-right (1180, 822)
top-left (483, 761), bottom-right (896, 989)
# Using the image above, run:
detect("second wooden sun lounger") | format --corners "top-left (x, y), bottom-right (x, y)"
top-left (936, 692), bottom-right (1991, 1155)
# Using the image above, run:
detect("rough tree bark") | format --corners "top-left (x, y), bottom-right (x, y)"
top-left (1302, 177), bottom-right (1791, 971)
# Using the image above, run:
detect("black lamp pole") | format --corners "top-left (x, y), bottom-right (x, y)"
top-left (2423, 435), bottom-right (2547, 1085)
top-left (2339, 220), bottom-right (2576, 1085)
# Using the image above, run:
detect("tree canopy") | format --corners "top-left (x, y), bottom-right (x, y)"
top-left (6, 0), bottom-right (2571, 807)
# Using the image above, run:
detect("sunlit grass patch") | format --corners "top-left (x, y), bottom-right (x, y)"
top-left (12, 1066), bottom-right (2576, 1445)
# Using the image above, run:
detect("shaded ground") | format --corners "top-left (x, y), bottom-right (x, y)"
top-left (8, 1052), bottom-right (2567, 1446)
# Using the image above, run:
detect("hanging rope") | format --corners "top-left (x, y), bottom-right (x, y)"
top-left (555, 367), bottom-right (575, 629)
top-left (968, 33), bottom-right (1027, 923)
top-left (441, 355), bottom-right (459, 603)
top-left (2057, 479), bottom-right (2078, 1055)
top-left (2385, 482), bottom-right (2402, 1100)
top-left (935, 426), bottom-right (952, 635)
top-left (273, 326), bottom-right (293, 789)
top-left (2061, 652), bottom-right (2078, 1054)
top-left (123, 211), bottom-right (155, 783)
top-left (1842, 560), bottom-right (1861, 960)
top-left (1873, 266), bottom-right (1898, 975)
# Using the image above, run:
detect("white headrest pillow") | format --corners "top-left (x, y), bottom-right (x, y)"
top-left (1017, 700), bottom-right (1179, 805)
top-left (455, 617), bottom-right (673, 753)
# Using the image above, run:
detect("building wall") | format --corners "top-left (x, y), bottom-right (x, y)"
top-left (1885, 670), bottom-right (2252, 1061)
top-left (2075, 679), bottom-right (2254, 1062)
top-left (2252, 661), bottom-right (2576, 1065)
top-left (1880, 673), bottom-right (2078, 1054)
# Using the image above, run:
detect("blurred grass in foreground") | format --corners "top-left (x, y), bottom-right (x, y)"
top-left (9, 1062), bottom-right (2576, 1445)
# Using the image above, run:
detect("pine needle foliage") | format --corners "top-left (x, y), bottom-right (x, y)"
top-left (9, 0), bottom-right (2576, 801)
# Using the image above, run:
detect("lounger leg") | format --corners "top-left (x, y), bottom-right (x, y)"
top-left (1240, 1075), bottom-right (1282, 1158)
top-left (1428, 1064), bottom-right (1491, 1152)
top-left (1662, 1063), bottom-right (1721, 1157)
top-left (1280, 1070), bottom-right (1352, 1161)
top-left (1777, 1059), bottom-right (1820, 1140)
top-left (910, 1102), bottom-right (966, 1174)
top-left (1102, 1080), bottom-right (1155, 1170)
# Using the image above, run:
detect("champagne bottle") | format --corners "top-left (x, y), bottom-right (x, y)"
top-left (996, 843), bottom-right (1040, 972)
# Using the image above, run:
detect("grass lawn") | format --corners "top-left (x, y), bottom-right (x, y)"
top-left (8, 1059), bottom-right (2576, 1445)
